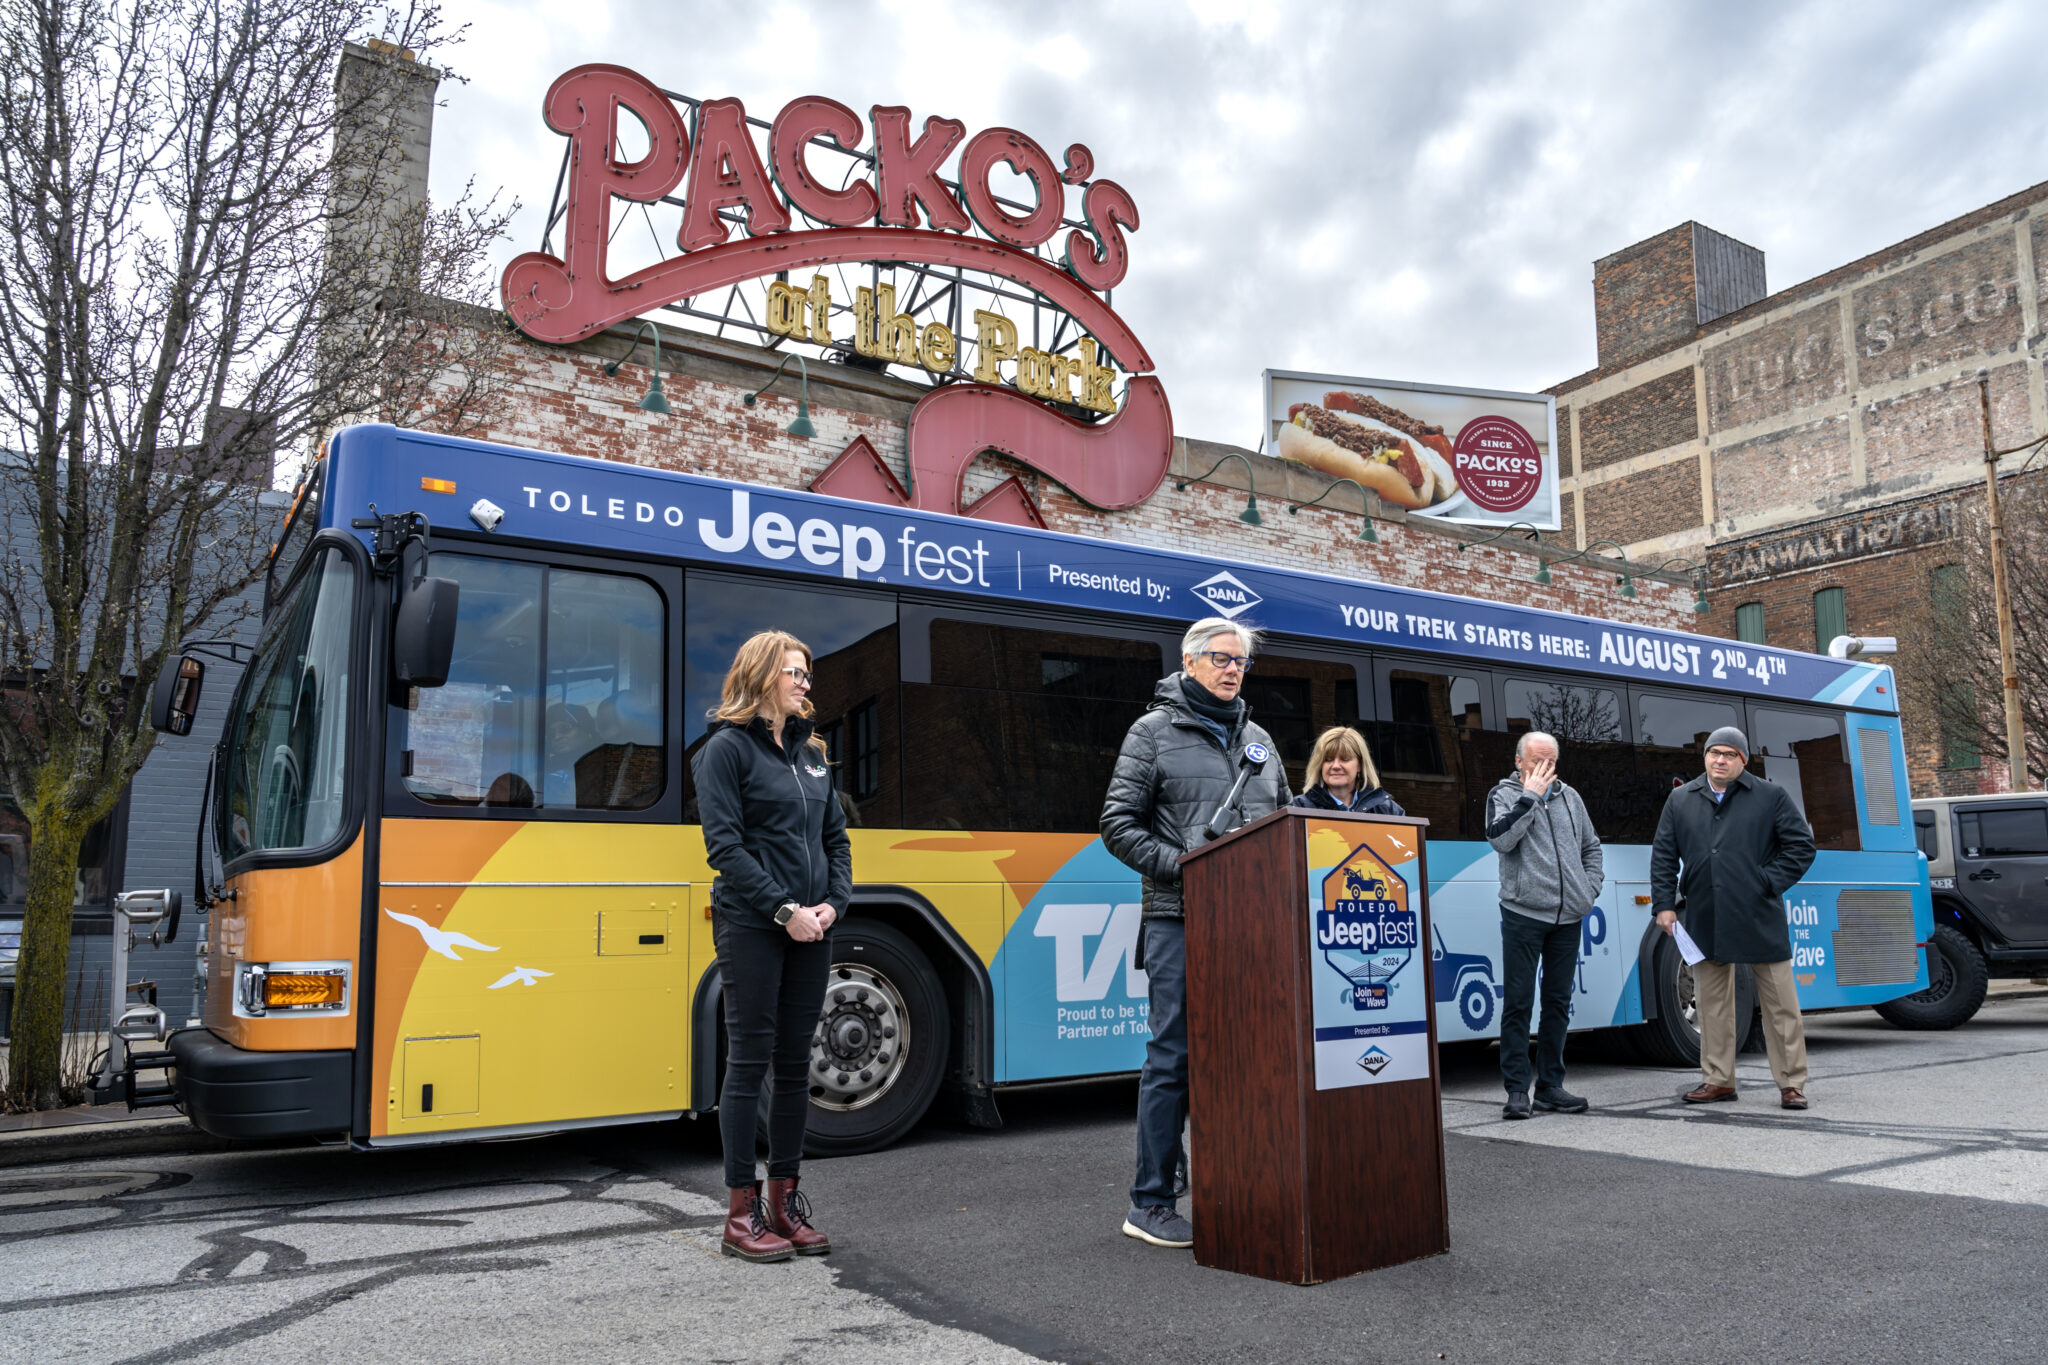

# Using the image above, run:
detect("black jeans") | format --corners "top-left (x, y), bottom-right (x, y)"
top-left (1130, 918), bottom-right (1188, 1209)
top-left (714, 908), bottom-right (833, 1189)
top-left (1498, 908), bottom-right (1580, 1097)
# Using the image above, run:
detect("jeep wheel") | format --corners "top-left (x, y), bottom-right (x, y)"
top-left (1457, 976), bottom-right (1495, 1031)
top-left (1874, 924), bottom-right (1988, 1031)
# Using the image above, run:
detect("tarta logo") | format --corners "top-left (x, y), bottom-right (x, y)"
top-left (1316, 845), bottom-right (1416, 1011)
top-left (1033, 903), bottom-right (1147, 1002)
top-left (1192, 571), bottom-right (1263, 619)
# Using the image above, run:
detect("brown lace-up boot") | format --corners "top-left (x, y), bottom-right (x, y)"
top-left (765, 1176), bottom-right (830, 1255)
top-left (721, 1182), bottom-right (794, 1262)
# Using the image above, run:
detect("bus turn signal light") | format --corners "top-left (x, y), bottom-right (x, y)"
top-left (420, 477), bottom-right (457, 493)
top-left (263, 971), bottom-right (347, 1009)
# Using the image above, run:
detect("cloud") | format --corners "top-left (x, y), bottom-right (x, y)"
top-left (426, 0), bottom-right (2048, 442)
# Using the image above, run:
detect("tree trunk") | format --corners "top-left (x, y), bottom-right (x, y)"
top-left (3, 811), bottom-right (91, 1110)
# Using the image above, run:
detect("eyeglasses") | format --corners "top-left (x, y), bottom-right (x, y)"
top-left (779, 666), bottom-right (813, 687)
top-left (1198, 651), bottom-right (1251, 672)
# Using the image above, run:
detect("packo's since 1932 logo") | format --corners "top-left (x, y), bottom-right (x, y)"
top-left (1315, 843), bottom-right (1417, 1011)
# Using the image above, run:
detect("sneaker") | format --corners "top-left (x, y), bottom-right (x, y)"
top-left (1534, 1086), bottom-right (1590, 1114)
top-left (1121, 1204), bottom-right (1194, 1248)
top-left (1502, 1092), bottom-right (1533, 1120)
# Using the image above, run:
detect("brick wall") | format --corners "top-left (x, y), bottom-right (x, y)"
top-left (1582, 458), bottom-right (1703, 547)
top-left (1579, 368), bottom-right (1697, 470)
top-left (1593, 223), bottom-right (1700, 368)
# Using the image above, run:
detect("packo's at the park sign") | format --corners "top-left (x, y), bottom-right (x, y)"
top-left (501, 65), bottom-right (1173, 527)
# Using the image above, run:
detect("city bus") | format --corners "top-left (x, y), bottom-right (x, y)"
top-left (151, 422), bottom-right (1932, 1152)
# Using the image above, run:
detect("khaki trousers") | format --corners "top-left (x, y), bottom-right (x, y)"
top-left (1695, 958), bottom-right (1808, 1092)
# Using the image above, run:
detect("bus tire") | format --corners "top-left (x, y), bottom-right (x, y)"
top-left (801, 920), bottom-right (950, 1157)
top-left (1628, 937), bottom-right (1758, 1068)
top-left (1873, 925), bottom-right (1987, 1031)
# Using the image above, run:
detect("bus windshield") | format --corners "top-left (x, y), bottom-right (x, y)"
top-left (222, 545), bottom-right (357, 860)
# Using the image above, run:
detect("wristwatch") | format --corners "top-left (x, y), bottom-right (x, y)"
top-left (773, 901), bottom-right (799, 926)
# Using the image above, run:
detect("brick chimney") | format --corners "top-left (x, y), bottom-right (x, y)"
top-left (329, 39), bottom-right (441, 290)
top-left (1593, 223), bottom-right (1765, 369)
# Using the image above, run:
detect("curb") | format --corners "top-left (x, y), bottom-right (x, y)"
top-left (0, 1115), bottom-right (233, 1168)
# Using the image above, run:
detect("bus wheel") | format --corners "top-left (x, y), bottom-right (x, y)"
top-left (801, 920), bottom-right (950, 1157)
top-left (1629, 937), bottom-right (1755, 1068)
top-left (1874, 925), bottom-right (1987, 1031)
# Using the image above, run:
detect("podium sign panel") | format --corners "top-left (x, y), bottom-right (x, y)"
top-left (1183, 808), bottom-right (1449, 1284)
top-left (1305, 818), bottom-right (1433, 1090)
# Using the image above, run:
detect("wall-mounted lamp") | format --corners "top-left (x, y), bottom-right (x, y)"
top-left (1457, 521), bottom-right (1551, 584)
top-left (1175, 451), bottom-right (1263, 525)
top-left (1637, 556), bottom-right (1713, 613)
top-left (743, 353), bottom-right (817, 439)
top-left (1286, 478), bottom-right (1379, 542)
top-left (603, 322), bottom-right (671, 415)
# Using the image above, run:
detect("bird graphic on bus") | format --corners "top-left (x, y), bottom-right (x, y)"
top-left (487, 966), bottom-right (554, 989)
top-left (384, 909), bottom-right (501, 962)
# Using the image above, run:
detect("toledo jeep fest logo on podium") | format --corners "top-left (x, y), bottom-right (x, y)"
top-left (501, 64), bottom-right (1173, 528)
top-left (1316, 844), bottom-right (1418, 1018)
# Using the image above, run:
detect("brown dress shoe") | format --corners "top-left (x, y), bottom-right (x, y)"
top-left (1780, 1088), bottom-right (1809, 1110)
top-left (1682, 1083), bottom-right (1738, 1103)
top-left (721, 1182), bottom-right (794, 1262)
top-left (765, 1175), bottom-right (830, 1255)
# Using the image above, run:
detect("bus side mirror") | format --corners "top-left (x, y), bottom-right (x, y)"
top-left (393, 576), bottom-right (459, 688)
top-left (148, 655), bottom-right (205, 735)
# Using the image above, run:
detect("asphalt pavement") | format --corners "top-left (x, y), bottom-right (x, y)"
top-left (2, 995), bottom-right (2044, 1364)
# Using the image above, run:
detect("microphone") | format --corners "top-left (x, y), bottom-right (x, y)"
top-left (1202, 741), bottom-right (1271, 841)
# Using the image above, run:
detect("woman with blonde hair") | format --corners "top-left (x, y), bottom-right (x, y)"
top-left (1290, 725), bottom-right (1405, 816)
top-left (691, 630), bottom-right (851, 1263)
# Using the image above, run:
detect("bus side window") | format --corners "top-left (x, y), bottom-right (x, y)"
top-left (1375, 665), bottom-right (1503, 839)
top-left (903, 617), bottom-right (1164, 834)
top-left (1631, 690), bottom-right (1741, 841)
top-left (1503, 676), bottom-right (1636, 841)
top-left (681, 574), bottom-right (900, 828)
top-left (1750, 707), bottom-right (1858, 850)
top-left (1240, 653), bottom-right (1366, 794)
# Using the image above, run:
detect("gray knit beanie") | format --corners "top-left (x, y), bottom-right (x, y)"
top-left (1704, 726), bottom-right (1748, 757)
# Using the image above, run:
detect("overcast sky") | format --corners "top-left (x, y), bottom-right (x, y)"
top-left (427, 0), bottom-right (2048, 446)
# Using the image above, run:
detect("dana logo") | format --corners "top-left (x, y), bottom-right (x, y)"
top-left (1191, 570), bottom-right (1262, 619)
top-left (1357, 1046), bottom-right (1391, 1075)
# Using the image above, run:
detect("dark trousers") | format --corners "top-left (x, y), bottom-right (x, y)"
top-left (714, 909), bottom-right (833, 1189)
top-left (1131, 918), bottom-right (1188, 1209)
top-left (1498, 908), bottom-right (1579, 1096)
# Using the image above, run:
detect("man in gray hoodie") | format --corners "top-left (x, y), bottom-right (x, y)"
top-left (1485, 731), bottom-right (1604, 1119)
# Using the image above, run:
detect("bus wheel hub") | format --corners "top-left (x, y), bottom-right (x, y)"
top-left (812, 964), bottom-right (908, 1112)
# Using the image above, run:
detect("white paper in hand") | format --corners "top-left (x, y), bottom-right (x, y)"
top-left (1672, 921), bottom-right (1707, 967)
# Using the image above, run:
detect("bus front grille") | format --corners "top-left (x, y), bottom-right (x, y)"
top-left (1831, 890), bottom-right (1917, 986)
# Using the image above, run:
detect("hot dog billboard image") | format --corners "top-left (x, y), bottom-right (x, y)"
top-left (1264, 370), bottom-right (1560, 530)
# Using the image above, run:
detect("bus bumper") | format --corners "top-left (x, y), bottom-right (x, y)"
top-left (168, 1029), bottom-right (353, 1141)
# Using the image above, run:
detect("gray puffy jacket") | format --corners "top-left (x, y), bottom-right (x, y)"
top-left (1099, 674), bottom-right (1291, 919)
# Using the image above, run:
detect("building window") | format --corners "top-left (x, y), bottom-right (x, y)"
top-left (1735, 602), bottom-right (1765, 645)
top-left (1812, 587), bottom-right (1847, 652)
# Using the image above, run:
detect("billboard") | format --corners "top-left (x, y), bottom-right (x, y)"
top-left (1264, 370), bottom-right (1560, 530)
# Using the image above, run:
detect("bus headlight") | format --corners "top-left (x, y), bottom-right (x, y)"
top-left (233, 961), bottom-right (351, 1018)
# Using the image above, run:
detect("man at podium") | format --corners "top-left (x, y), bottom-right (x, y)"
top-left (1100, 616), bottom-right (1291, 1249)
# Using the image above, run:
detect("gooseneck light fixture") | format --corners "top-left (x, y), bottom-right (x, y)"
top-left (603, 322), bottom-right (671, 415)
top-left (742, 353), bottom-right (817, 439)
top-left (1174, 451), bottom-right (1263, 525)
top-left (1286, 478), bottom-right (1380, 542)
top-left (1457, 521), bottom-right (1552, 584)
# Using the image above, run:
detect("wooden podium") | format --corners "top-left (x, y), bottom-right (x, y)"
top-left (1180, 807), bottom-right (1449, 1283)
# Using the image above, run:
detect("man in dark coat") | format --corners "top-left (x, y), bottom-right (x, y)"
top-left (1650, 726), bottom-right (1818, 1109)
top-left (1100, 616), bottom-right (1290, 1249)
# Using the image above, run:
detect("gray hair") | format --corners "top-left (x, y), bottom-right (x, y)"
top-left (1181, 617), bottom-right (1259, 660)
top-left (1515, 731), bottom-right (1560, 761)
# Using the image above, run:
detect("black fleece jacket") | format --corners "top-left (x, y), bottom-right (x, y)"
top-left (691, 713), bottom-right (853, 925)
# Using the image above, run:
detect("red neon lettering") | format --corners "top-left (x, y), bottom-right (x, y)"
top-left (679, 97), bottom-right (791, 250)
top-left (870, 106), bottom-right (970, 232)
top-left (1065, 180), bottom-right (1138, 291)
top-left (769, 96), bottom-right (879, 227)
top-left (958, 127), bottom-right (1064, 250)
top-left (541, 66), bottom-right (689, 292)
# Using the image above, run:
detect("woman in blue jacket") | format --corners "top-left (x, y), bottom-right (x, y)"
top-left (692, 630), bottom-right (851, 1263)
top-left (1290, 726), bottom-right (1405, 815)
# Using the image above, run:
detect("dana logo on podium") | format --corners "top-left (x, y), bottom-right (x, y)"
top-left (1315, 844), bottom-right (1416, 1011)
